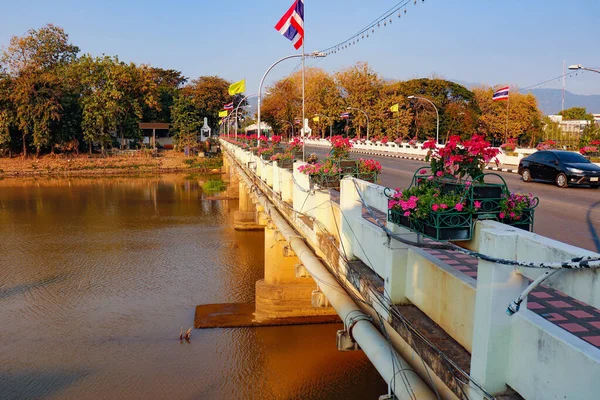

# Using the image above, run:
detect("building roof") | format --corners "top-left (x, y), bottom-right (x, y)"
top-left (139, 123), bottom-right (170, 130)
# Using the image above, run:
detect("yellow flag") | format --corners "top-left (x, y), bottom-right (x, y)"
top-left (313, 116), bottom-right (320, 122)
top-left (228, 79), bottom-right (246, 96)
top-left (219, 110), bottom-right (228, 118)
top-left (390, 103), bottom-right (399, 112)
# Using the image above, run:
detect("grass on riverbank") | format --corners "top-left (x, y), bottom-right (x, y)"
top-left (0, 151), bottom-right (223, 177)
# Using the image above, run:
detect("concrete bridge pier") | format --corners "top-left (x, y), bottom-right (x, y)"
top-left (233, 181), bottom-right (264, 230)
top-left (254, 222), bottom-right (338, 322)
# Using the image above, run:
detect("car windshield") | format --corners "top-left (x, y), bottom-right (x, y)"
top-left (557, 152), bottom-right (590, 163)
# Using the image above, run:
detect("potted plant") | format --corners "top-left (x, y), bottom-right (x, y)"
top-left (498, 192), bottom-right (539, 231)
top-left (298, 160), bottom-right (342, 189)
top-left (387, 181), bottom-right (472, 241)
top-left (288, 137), bottom-right (304, 159)
top-left (271, 152), bottom-right (294, 169)
top-left (258, 147), bottom-right (273, 160)
top-left (500, 138), bottom-right (518, 156)
top-left (536, 140), bottom-right (558, 150)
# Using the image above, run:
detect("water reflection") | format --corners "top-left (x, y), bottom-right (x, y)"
top-left (0, 175), bottom-right (385, 399)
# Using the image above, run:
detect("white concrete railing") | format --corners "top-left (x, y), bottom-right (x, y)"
top-left (303, 138), bottom-right (539, 166)
top-left (221, 140), bottom-right (600, 400)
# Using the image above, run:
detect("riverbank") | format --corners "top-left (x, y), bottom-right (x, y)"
top-left (0, 150), bottom-right (222, 177)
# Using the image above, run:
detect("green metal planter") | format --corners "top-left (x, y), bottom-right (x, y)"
top-left (388, 208), bottom-right (473, 242)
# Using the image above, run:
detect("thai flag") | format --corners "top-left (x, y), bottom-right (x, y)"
top-left (340, 112), bottom-right (350, 119)
top-left (224, 102), bottom-right (234, 110)
top-left (275, 0), bottom-right (304, 50)
top-left (493, 86), bottom-right (509, 101)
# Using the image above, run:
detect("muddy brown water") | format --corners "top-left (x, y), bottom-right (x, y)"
top-left (0, 175), bottom-right (385, 399)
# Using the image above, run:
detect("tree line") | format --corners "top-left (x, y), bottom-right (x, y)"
top-left (0, 24), bottom-right (241, 157)
top-left (261, 62), bottom-right (546, 146)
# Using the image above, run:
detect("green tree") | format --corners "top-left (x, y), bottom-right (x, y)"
top-left (171, 93), bottom-right (203, 149)
top-left (1, 24), bottom-right (79, 156)
top-left (559, 107), bottom-right (593, 121)
top-left (185, 76), bottom-right (231, 131)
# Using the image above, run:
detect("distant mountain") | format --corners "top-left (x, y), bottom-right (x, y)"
top-left (451, 80), bottom-right (600, 115)
top-left (521, 89), bottom-right (600, 115)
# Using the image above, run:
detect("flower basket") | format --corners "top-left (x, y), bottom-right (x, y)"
top-left (338, 159), bottom-right (359, 175)
top-left (500, 209), bottom-right (535, 231)
top-left (293, 150), bottom-right (304, 160)
top-left (388, 208), bottom-right (472, 241)
top-left (310, 174), bottom-right (341, 189)
top-left (498, 193), bottom-right (539, 232)
top-left (277, 159), bottom-right (294, 169)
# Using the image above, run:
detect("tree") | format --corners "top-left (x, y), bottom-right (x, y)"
top-left (1, 24), bottom-right (79, 75)
top-left (335, 62), bottom-right (383, 138)
top-left (474, 87), bottom-right (542, 146)
top-left (142, 68), bottom-right (187, 123)
top-left (559, 107), bottom-right (593, 121)
top-left (1, 24), bottom-right (79, 156)
top-left (185, 76), bottom-right (231, 131)
top-left (170, 93), bottom-right (203, 149)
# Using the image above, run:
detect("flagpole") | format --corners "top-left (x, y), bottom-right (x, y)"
top-left (505, 90), bottom-right (510, 143)
top-left (301, 35), bottom-right (306, 162)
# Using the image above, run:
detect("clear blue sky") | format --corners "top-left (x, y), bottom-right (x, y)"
top-left (1, 0), bottom-right (599, 95)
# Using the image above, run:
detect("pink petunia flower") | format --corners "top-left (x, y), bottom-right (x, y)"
top-left (499, 212), bottom-right (505, 219)
top-left (432, 204), bottom-right (440, 211)
top-left (436, 171), bottom-right (443, 177)
top-left (440, 204), bottom-right (448, 209)
top-left (455, 203), bottom-right (464, 211)
top-left (404, 211), bottom-right (411, 217)
top-left (474, 201), bottom-right (482, 209)
top-left (419, 169), bottom-right (427, 174)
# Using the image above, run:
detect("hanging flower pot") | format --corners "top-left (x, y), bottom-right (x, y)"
top-left (498, 192), bottom-right (539, 231)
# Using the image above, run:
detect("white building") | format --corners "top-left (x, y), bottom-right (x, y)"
top-left (546, 115), bottom-right (591, 134)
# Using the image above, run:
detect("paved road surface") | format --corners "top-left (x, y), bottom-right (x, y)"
top-left (306, 145), bottom-right (600, 253)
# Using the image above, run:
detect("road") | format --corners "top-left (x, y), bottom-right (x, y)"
top-left (306, 145), bottom-right (600, 253)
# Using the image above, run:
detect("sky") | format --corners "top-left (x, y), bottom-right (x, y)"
top-left (1, 0), bottom-right (599, 96)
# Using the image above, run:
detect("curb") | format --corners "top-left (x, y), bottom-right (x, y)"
top-left (350, 149), bottom-right (520, 174)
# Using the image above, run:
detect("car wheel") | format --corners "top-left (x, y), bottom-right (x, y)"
top-left (522, 169), bottom-right (532, 182)
top-left (555, 173), bottom-right (568, 188)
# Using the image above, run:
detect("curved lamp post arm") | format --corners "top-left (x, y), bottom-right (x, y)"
top-left (280, 120), bottom-right (294, 137)
top-left (234, 93), bottom-right (257, 139)
top-left (257, 52), bottom-right (326, 147)
top-left (257, 54), bottom-right (305, 147)
top-left (408, 96), bottom-right (439, 145)
top-left (346, 107), bottom-right (369, 141)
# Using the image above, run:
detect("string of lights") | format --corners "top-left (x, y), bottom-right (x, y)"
top-left (521, 70), bottom-right (588, 91)
top-left (319, 0), bottom-right (425, 56)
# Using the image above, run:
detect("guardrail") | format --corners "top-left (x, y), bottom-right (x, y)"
top-left (222, 139), bottom-right (600, 400)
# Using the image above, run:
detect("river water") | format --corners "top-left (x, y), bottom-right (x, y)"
top-left (0, 175), bottom-right (385, 399)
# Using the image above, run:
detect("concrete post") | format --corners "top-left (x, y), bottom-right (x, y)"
top-left (339, 177), bottom-right (362, 260)
top-left (384, 222), bottom-right (419, 304)
top-left (281, 168), bottom-right (294, 204)
top-left (469, 228), bottom-right (528, 397)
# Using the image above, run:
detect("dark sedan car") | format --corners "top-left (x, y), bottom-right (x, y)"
top-left (518, 150), bottom-right (600, 188)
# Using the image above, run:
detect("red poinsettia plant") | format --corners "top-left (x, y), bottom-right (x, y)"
top-left (536, 140), bottom-right (558, 150)
top-left (271, 135), bottom-right (283, 144)
top-left (500, 138), bottom-right (517, 152)
top-left (424, 135), bottom-right (500, 183)
top-left (580, 146), bottom-right (598, 155)
top-left (288, 137), bottom-right (303, 152)
top-left (328, 135), bottom-right (353, 159)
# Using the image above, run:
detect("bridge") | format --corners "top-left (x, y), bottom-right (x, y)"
top-left (200, 139), bottom-right (600, 400)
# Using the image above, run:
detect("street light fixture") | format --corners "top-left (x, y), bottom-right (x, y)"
top-left (257, 52), bottom-right (327, 150)
top-left (568, 64), bottom-right (600, 74)
top-left (408, 95), bottom-right (439, 145)
top-left (346, 107), bottom-right (369, 141)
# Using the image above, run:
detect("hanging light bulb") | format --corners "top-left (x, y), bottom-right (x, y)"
top-left (404, 7), bottom-right (407, 13)
top-left (390, 18), bottom-right (393, 23)
top-left (372, 28), bottom-right (375, 33)
top-left (362, 34), bottom-right (364, 39)
top-left (414, 0), bottom-right (417, 5)
top-left (377, 22), bottom-right (380, 27)
top-left (383, 21), bottom-right (386, 26)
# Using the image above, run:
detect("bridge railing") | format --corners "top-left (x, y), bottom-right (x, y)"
top-left (221, 139), bottom-right (600, 400)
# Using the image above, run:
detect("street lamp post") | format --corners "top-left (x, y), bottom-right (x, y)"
top-left (257, 51), bottom-right (326, 149)
top-left (346, 107), bottom-right (369, 141)
top-left (569, 64), bottom-right (600, 75)
top-left (408, 95), bottom-right (439, 145)
top-left (280, 120), bottom-right (294, 138)
top-left (233, 93), bottom-right (258, 139)
top-left (314, 114), bottom-right (333, 138)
